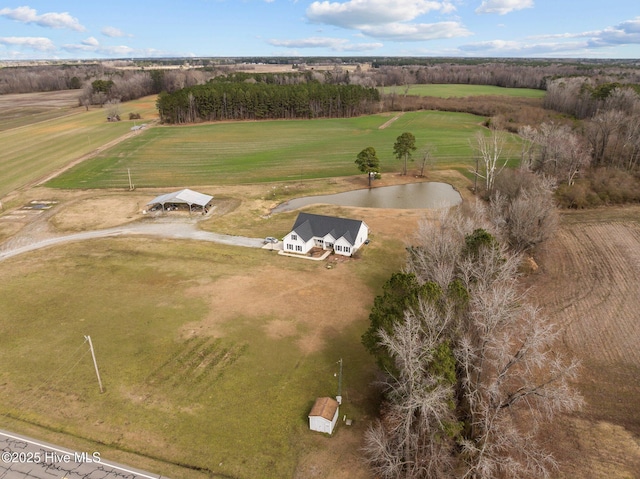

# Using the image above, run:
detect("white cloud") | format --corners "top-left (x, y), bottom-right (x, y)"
top-left (589, 17), bottom-right (640, 46)
top-left (268, 36), bottom-right (383, 51)
top-left (475, 0), bottom-right (533, 15)
top-left (63, 37), bottom-right (134, 57)
top-left (305, 0), bottom-right (467, 42)
top-left (82, 37), bottom-right (100, 47)
top-left (456, 16), bottom-right (640, 57)
top-left (458, 38), bottom-right (597, 57)
top-left (530, 17), bottom-right (640, 46)
top-left (0, 36), bottom-right (56, 51)
top-left (0, 6), bottom-right (85, 31)
top-left (101, 26), bottom-right (132, 38)
top-left (359, 21), bottom-right (471, 41)
top-left (307, 0), bottom-right (455, 27)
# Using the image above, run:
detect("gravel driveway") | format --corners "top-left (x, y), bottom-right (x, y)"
top-left (0, 221), bottom-right (265, 262)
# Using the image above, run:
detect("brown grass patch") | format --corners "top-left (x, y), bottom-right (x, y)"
top-left (50, 194), bottom-right (148, 231)
top-left (182, 264), bottom-right (371, 355)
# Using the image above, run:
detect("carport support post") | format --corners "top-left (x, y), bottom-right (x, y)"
top-left (84, 335), bottom-right (104, 393)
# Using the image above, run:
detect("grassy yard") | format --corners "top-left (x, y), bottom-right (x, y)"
top-left (46, 110), bottom-right (512, 189)
top-left (380, 83), bottom-right (546, 98)
top-left (0, 234), bottom-right (405, 479)
top-left (0, 95), bottom-right (158, 198)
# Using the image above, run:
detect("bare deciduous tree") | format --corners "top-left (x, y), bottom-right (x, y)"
top-left (105, 99), bottom-right (121, 120)
top-left (456, 247), bottom-right (582, 479)
top-left (365, 207), bottom-right (582, 479)
top-left (364, 302), bottom-right (457, 479)
top-left (585, 109), bottom-right (626, 167)
top-left (489, 174), bottom-right (559, 254)
top-left (418, 144), bottom-right (436, 177)
top-left (471, 129), bottom-right (509, 196)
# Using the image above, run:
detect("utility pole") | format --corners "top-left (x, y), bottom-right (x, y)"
top-left (84, 335), bottom-right (104, 393)
top-left (336, 358), bottom-right (343, 405)
top-left (127, 168), bottom-right (134, 191)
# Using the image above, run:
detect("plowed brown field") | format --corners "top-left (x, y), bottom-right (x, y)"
top-left (530, 206), bottom-right (640, 478)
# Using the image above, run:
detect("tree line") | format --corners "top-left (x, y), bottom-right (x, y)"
top-left (362, 194), bottom-right (579, 479)
top-left (155, 82), bottom-right (380, 123)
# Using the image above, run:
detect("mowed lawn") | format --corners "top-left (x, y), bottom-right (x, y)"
top-left (380, 83), bottom-right (546, 98)
top-left (47, 110), bottom-right (492, 189)
top-left (0, 236), bottom-right (403, 479)
top-left (0, 95), bottom-right (158, 198)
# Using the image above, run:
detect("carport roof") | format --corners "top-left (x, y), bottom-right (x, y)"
top-left (147, 189), bottom-right (213, 207)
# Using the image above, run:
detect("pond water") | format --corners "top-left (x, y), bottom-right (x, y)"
top-left (272, 182), bottom-right (462, 213)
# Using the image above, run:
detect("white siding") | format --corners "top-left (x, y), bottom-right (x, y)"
top-left (309, 407), bottom-right (339, 434)
top-left (334, 237), bottom-right (353, 256)
top-left (282, 232), bottom-right (313, 254)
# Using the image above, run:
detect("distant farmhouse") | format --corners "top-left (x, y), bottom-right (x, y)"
top-left (282, 213), bottom-right (369, 257)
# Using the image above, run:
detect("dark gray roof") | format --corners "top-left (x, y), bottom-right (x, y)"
top-left (291, 213), bottom-right (365, 246)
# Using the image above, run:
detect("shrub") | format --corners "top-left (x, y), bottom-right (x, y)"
top-left (555, 168), bottom-right (640, 208)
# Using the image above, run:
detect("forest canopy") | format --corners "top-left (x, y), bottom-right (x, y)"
top-left (156, 81), bottom-right (380, 123)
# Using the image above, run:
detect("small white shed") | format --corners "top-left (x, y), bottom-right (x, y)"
top-left (308, 397), bottom-right (339, 435)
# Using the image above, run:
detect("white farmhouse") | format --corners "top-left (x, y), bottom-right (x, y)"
top-left (308, 397), bottom-right (340, 434)
top-left (282, 213), bottom-right (369, 257)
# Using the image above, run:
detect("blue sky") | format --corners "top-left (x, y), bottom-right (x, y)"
top-left (1, 1), bottom-right (639, 60)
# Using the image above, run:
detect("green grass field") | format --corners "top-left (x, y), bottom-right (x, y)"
top-left (0, 96), bottom-right (158, 198)
top-left (380, 84), bottom-right (546, 98)
top-left (46, 110), bottom-right (504, 189)
top-left (0, 235), bottom-right (404, 478)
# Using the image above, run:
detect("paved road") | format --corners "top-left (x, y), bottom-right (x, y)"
top-left (0, 221), bottom-right (265, 262)
top-left (0, 429), bottom-right (167, 479)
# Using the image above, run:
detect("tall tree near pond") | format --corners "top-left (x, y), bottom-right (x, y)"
top-left (472, 128), bottom-right (508, 196)
top-left (355, 147), bottom-right (381, 187)
top-left (418, 144), bottom-right (436, 177)
top-left (394, 132), bottom-right (417, 176)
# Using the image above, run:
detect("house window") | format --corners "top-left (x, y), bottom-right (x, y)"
top-left (344, 247), bottom-right (351, 253)
top-left (291, 234), bottom-right (297, 240)
top-left (296, 245), bottom-right (303, 252)
top-left (287, 244), bottom-right (294, 250)
top-left (336, 245), bottom-right (342, 252)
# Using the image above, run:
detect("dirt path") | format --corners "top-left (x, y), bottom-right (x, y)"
top-left (378, 112), bottom-right (404, 129)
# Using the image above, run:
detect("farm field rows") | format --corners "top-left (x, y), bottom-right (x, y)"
top-left (0, 95), bottom-right (159, 198)
top-left (46, 110), bottom-right (502, 189)
top-left (0, 90), bottom-right (81, 132)
top-left (529, 207), bottom-right (640, 478)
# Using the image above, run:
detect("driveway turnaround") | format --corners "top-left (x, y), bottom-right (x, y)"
top-left (0, 429), bottom-right (167, 479)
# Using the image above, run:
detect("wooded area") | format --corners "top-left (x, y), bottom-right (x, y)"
top-left (155, 82), bottom-right (380, 123)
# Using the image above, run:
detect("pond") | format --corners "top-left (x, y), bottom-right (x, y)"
top-left (272, 182), bottom-right (462, 213)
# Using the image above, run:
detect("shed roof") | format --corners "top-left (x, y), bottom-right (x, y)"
top-left (147, 189), bottom-right (213, 207)
top-left (308, 397), bottom-right (339, 421)
top-left (291, 213), bottom-right (365, 246)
